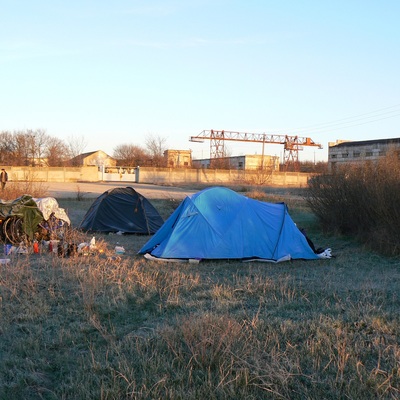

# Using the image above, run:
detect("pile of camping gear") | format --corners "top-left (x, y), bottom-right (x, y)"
top-left (0, 195), bottom-right (70, 248)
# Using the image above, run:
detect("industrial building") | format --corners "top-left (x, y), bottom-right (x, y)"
top-left (163, 149), bottom-right (192, 168)
top-left (328, 137), bottom-right (400, 171)
top-left (192, 154), bottom-right (280, 171)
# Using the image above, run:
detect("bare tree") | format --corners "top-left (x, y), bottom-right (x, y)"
top-left (0, 131), bottom-right (16, 165)
top-left (0, 129), bottom-right (79, 167)
top-left (145, 134), bottom-right (168, 167)
top-left (14, 131), bottom-right (31, 166)
top-left (24, 129), bottom-right (49, 166)
top-left (0, 129), bottom-right (50, 166)
top-left (113, 144), bottom-right (148, 166)
top-left (45, 137), bottom-right (70, 166)
top-left (66, 135), bottom-right (87, 166)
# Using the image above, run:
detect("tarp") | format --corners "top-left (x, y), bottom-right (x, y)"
top-left (138, 187), bottom-right (320, 262)
top-left (0, 195), bottom-right (44, 240)
top-left (34, 197), bottom-right (71, 225)
top-left (79, 187), bottom-right (164, 234)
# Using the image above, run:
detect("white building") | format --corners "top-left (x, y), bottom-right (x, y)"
top-left (192, 154), bottom-right (279, 171)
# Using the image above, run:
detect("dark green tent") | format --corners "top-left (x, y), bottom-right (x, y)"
top-left (79, 187), bottom-right (163, 234)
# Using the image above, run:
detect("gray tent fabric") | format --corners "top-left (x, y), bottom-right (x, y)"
top-left (79, 187), bottom-right (163, 234)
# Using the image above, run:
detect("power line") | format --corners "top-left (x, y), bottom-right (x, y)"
top-left (274, 104), bottom-right (400, 135)
top-left (297, 111), bottom-right (400, 135)
top-left (293, 104), bottom-right (400, 129)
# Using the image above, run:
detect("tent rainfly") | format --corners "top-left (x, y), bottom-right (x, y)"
top-left (79, 187), bottom-right (163, 234)
top-left (139, 186), bottom-right (331, 262)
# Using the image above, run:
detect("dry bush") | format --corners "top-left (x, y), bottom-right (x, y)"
top-left (306, 150), bottom-right (400, 255)
top-left (246, 189), bottom-right (267, 200)
top-left (2, 175), bottom-right (48, 200)
top-left (75, 184), bottom-right (88, 201)
top-left (245, 167), bottom-right (274, 186)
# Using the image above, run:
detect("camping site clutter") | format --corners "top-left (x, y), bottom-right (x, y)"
top-left (0, 194), bottom-right (127, 262)
top-left (0, 195), bottom-right (71, 257)
top-left (0, 185), bottom-right (331, 264)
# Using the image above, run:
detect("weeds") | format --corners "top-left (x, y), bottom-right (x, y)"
top-left (306, 150), bottom-right (400, 255)
top-left (75, 184), bottom-right (88, 201)
top-left (1, 180), bottom-right (48, 200)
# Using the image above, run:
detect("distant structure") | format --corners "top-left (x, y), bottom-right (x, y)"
top-left (190, 129), bottom-right (322, 171)
top-left (69, 150), bottom-right (117, 167)
top-left (192, 154), bottom-right (279, 171)
top-left (164, 150), bottom-right (192, 168)
top-left (328, 138), bottom-right (400, 171)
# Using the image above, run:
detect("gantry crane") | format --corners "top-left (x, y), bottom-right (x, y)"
top-left (189, 129), bottom-right (323, 171)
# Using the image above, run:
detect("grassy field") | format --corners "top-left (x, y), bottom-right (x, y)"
top-left (0, 190), bottom-right (399, 399)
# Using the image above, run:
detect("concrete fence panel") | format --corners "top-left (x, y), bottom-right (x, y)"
top-left (1, 165), bottom-right (312, 187)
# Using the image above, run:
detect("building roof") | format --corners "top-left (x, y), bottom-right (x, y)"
top-left (79, 150), bottom-right (113, 158)
top-left (330, 138), bottom-right (400, 148)
top-left (70, 150), bottom-right (114, 161)
top-left (67, 150), bottom-right (116, 166)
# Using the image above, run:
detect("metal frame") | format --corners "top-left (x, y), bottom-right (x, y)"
top-left (190, 130), bottom-right (322, 171)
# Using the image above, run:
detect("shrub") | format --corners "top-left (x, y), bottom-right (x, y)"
top-left (306, 150), bottom-right (400, 255)
top-left (246, 189), bottom-right (266, 200)
top-left (1, 181), bottom-right (49, 200)
top-left (2, 171), bottom-right (49, 200)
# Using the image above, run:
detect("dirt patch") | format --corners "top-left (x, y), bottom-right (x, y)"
top-left (46, 181), bottom-right (196, 200)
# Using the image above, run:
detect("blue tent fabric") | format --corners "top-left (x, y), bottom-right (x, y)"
top-left (138, 187), bottom-right (319, 261)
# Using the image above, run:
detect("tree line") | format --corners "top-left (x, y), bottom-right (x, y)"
top-left (0, 130), bottom-right (168, 167)
top-left (0, 129), bottom-right (327, 171)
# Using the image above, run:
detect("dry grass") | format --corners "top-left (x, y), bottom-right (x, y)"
top-left (1, 180), bottom-right (49, 200)
top-left (0, 195), bottom-right (399, 399)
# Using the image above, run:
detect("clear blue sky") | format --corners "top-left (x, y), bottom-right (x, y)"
top-left (1, 0), bottom-right (399, 162)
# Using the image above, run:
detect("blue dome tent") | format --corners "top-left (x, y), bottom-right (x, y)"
top-left (139, 187), bottom-right (328, 262)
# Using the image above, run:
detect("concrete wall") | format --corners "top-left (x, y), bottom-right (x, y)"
top-left (5, 166), bottom-right (99, 182)
top-left (3, 165), bottom-right (312, 187)
top-left (136, 167), bottom-right (311, 187)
